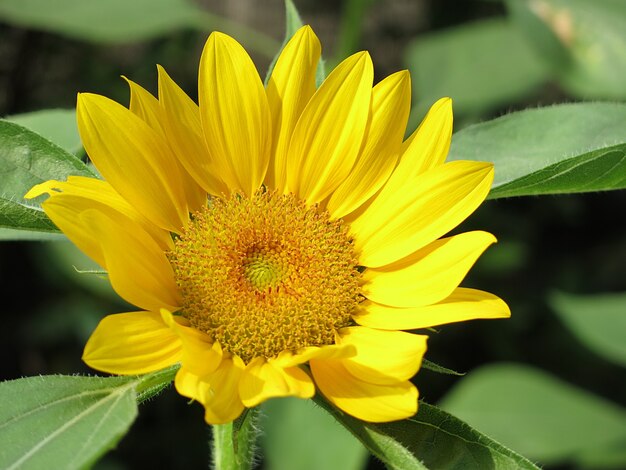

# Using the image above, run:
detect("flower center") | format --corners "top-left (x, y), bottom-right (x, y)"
top-left (243, 250), bottom-right (284, 291)
top-left (169, 190), bottom-right (361, 363)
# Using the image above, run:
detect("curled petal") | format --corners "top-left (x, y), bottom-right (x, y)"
top-left (161, 309), bottom-right (222, 377)
top-left (337, 326), bottom-right (427, 384)
top-left (239, 358), bottom-right (314, 407)
top-left (310, 357), bottom-right (418, 422)
top-left (174, 356), bottom-right (246, 424)
top-left (83, 311), bottom-right (181, 375)
top-left (26, 176), bottom-right (173, 253)
top-left (272, 343), bottom-right (357, 369)
top-left (80, 210), bottom-right (181, 312)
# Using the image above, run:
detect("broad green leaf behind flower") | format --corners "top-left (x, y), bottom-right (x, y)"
top-left (0, 120), bottom-right (94, 240)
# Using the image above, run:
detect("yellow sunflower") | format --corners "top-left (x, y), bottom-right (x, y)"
top-left (26, 26), bottom-right (509, 424)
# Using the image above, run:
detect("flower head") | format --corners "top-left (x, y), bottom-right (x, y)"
top-left (26, 26), bottom-right (509, 424)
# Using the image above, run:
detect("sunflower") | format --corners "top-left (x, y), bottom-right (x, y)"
top-left (26, 26), bottom-right (509, 424)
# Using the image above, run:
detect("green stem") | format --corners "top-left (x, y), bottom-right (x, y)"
top-left (135, 364), bottom-right (180, 404)
top-left (211, 408), bottom-right (260, 470)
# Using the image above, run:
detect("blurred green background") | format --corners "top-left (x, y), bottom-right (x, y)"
top-left (1, 0), bottom-right (625, 469)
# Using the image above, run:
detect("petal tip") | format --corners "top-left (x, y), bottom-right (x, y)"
top-left (396, 69), bottom-right (411, 83)
top-left (208, 30), bottom-right (238, 49)
top-left (24, 182), bottom-right (50, 199)
top-left (501, 300), bottom-right (512, 318)
top-left (298, 24), bottom-right (320, 49)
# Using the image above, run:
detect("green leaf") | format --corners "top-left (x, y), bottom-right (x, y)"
top-left (6, 109), bottom-right (81, 155)
top-left (505, 0), bottom-right (572, 72)
top-left (440, 364), bottom-right (626, 466)
top-left (0, 375), bottom-right (135, 470)
top-left (0, 120), bottom-right (94, 240)
top-left (0, 368), bottom-right (177, 470)
top-left (0, 228), bottom-right (65, 241)
top-left (314, 396), bottom-right (539, 470)
top-left (404, 18), bottom-right (548, 122)
top-left (577, 443), bottom-right (626, 469)
top-left (0, 0), bottom-right (199, 43)
top-left (507, 0), bottom-right (626, 99)
top-left (488, 144), bottom-right (626, 198)
top-left (0, 0), bottom-right (279, 57)
top-left (0, 198), bottom-right (59, 235)
top-left (550, 291), bottom-right (626, 368)
top-left (261, 397), bottom-right (368, 470)
top-left (447, 102), bottom-right (626, 198)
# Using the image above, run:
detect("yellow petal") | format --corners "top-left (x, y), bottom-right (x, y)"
top-left (363, 231), bottom-right (496, 307)
top-left (198, 32), bottom-right (271, 196)
top-left (161, 309), bottom-right (222, 377)
top-left (266, 25), bottom-right (320, 191)
top-left (354, 287), bottom-right (511, 330)
top-left (351, 161), bottom-right (494, 267)
top-left (239, 357), bottom-right (314, 407)
top-left (77, 93), bottom-right (188, 232)
top-left (337, 326), bottom-right (427, 384)
top-left (388, 97), bottom-right (453, 188)
top-left (310, 357), bottom-right (418, 422)
top-left (327, 70), bottom-right (411, 219)
top-left (27, 176), bottom-right (173, 253)
top-left (174, 365), bottom-right (202, 400)
top-left (286, 51), bottom-right (373, 204)
top-left (35, 191), bottom-right (106, 268)
top-left (124, 77), bottom-right (166, 135)
top-left (125, 76), bottom-right (208, 215)
top-left (174, 356), bottom-right (246, 424)
top-left (83, 311), bottom-right (181, 375)
top-left (80, 209), bottom-right (181, 312)
top-left (157, 65), bottom-right (228, 197)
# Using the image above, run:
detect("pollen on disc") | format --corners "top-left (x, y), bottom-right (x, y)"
top-left (169, 190), bottom-right (362, 363)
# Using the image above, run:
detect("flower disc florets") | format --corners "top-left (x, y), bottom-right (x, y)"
top-left (169, 190), bottom-right (362, 363)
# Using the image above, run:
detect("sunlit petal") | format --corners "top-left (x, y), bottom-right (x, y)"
top-left (266, 25), bottom-right (320, 191)
top-left (354, 288), bottom-right (511, 330)
top-left (363, 231), bottom-right (496, 307)
top-left (351, 161), bottom-right (494, 267)
top-left (286, 51), bottom-right (373, 204)
top-left (199, 32), bottom-right (271, 196)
